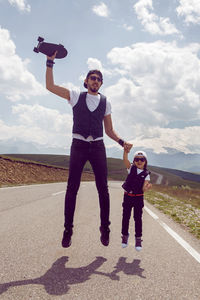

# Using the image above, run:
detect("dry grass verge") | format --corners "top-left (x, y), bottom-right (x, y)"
top-left (145, 185), bottom-right (200, 239)
top-left (0, 156), bottom-right (95, 187)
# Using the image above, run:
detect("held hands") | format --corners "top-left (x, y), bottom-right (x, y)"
top-left (124, 142), bottom-right (133, 153)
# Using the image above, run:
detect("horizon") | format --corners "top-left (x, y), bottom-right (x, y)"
top-left (1, 152), bottom-right (200, 175)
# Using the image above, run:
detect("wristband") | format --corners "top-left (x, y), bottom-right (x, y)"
top-left (46, 60), bottom-right (55, 68)
top-left (118, 139), bottom-right (124, 147)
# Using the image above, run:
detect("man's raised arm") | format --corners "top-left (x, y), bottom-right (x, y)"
top-left (46, 52), bottom-right (70, 100)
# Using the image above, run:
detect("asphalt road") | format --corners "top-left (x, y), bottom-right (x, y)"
top-left (0, 182), bottom-right (199, 300)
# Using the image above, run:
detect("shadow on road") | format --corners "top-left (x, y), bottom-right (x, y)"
top-left (96, 257), bottom-right (146, 280)
top-left (0, 256), bottom-right (145, 296)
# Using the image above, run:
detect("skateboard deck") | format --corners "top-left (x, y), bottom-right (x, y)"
top-left (33, 36), bottom-right (68, 59)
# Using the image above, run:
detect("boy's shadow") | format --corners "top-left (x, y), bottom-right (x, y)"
top-left (0, 256), bottom-right (145, 296)
top-left (96, 257), bottom-right (146, 280)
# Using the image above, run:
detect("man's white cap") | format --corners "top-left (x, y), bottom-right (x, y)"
top-left (133, 150), bottom-right (147, 160)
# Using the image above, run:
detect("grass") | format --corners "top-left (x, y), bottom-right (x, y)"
top-left (145, 185), bottom-right (200, 239)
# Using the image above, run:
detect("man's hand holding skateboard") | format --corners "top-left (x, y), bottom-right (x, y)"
top-left (47, 51), bottom-right (57, 61)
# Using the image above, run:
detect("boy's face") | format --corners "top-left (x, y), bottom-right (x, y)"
top-left (134, 156), bottom-right (146, 169)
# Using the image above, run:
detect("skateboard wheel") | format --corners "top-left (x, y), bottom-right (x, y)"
top-left (59, 44), bottom-right (64, 47)
top-left (38, 36), bottom-right (44, 42)
top-left (33, 47), bottom-right (39, 53)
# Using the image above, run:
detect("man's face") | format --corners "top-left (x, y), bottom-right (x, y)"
top-left (85, 74), bottom-right (102, 93)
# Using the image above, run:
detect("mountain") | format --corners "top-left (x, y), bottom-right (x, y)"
top-left (2, 154), bottom-right (200, 189)
top-left (106, 146), bottom-right (200, 173)
top-left (0, 139), bottom-right (68, 155)
top-left (0, 140), bottom-right (199, 173)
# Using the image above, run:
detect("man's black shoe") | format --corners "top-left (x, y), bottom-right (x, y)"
top-left (99, 226), bottom-right (110, 246)
top-left (62, 229), bottom-right (73, 248)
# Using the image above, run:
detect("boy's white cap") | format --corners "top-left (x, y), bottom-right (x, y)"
top-left (133, 150), bottom-right (147, 160)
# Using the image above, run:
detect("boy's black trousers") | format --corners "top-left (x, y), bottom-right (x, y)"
top-left (121, 193), bottom-right (144, 237)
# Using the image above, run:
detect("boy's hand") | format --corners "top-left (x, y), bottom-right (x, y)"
top-left (143, 181), bottom-right (152, 192)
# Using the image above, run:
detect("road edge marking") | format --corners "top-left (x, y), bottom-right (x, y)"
top-left (52, 191), bottom-right (65, 196)
top-left (144, 206), bottom-right (200, 264)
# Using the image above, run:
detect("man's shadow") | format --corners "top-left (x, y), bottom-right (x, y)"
top-left (0, 256), bottom-right (145, 296)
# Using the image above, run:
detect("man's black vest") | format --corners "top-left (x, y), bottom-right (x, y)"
top-left (122, 165), bottom-right (150, 194)
top-left (72, 92), bottom-right (106, 139)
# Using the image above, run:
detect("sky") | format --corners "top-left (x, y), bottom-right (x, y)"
top-left (0, 0), bottom-right (200, 161)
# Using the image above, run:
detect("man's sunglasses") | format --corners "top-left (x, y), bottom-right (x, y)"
top-left (89, 75), bottom-right (102, 82)
top-left (134, 157), bottom-right (146, 162)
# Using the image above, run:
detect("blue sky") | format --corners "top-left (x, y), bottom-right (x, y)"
top-left (0, 0), bottom-right (200, 159)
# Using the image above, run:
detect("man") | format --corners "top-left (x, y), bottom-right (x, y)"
top-left (45, 53), bottom-right (132, 248)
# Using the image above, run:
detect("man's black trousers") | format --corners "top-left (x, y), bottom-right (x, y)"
top-left (64, 138), bottom-right (110, 230)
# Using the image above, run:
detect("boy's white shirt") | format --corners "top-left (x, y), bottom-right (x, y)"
top-left (69, 90), bottom-right (111, 142)
top-left (127, 164), bottom-right (150, 181)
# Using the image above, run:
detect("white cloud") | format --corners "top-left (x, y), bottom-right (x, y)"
top-left (104, 123), bottom-right (200, 154)
top-left (128, 126), bottom-right (200, 154)
top-left (0, 104), bottom-right (72, 148)
top-left (134, 0), bottom-right (180, 36)
top-left (122, 24), bottom-right (134, 31)
top-left (85, 57), bottom-right (113, 78)
top-left (92, 2), bottom-right (109, 18)
top-left (12, 104), bottom-right (72, 133)
top-left (61, 82), bottom-right (80, 93)
top-left (8, 0), bottom-right (31, 12)
top-left (87, 57), bottom-right (103, 71)
top-left (0, 27), bottom-right (47, 101)
top-left (107, 41), bottom-right (200, 120)
top-left (104, 41), bottom-right (200, 153)
top-left (176, 0), bottom-right (200, 25)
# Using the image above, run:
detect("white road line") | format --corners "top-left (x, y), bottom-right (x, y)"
top-left (144, 206), bottom-right (200, 264)
top-left (0, 182), bottom-right (64, 190)
top-left (52, 191), bottom-right (65, 196)
top-left (144, 206), bottom-right (159, 220)
top-left (0, 185), bottom-right (41, 190)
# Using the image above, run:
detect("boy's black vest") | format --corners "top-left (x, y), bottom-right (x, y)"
top-left (72, 92), bottom-right (106, 139)
top-left (122, 165), bottom-right (150, 194)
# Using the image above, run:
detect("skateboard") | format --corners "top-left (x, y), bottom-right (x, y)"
top-left (33, 36), bottom-right (68, 59)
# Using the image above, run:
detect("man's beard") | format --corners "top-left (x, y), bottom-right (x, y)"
top-left (88, 83), bottom-right (99, 93)
top-left (90, 87), bottom-right (98, 92)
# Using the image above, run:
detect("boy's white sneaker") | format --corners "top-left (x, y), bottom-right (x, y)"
top-left (135, 237), bottom-right (143, 251)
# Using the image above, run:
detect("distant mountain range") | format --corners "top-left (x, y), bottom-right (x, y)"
top-left (0, 139), bottom-right (199, 173)
top-left (106, 146), bottom-right (200, 173)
